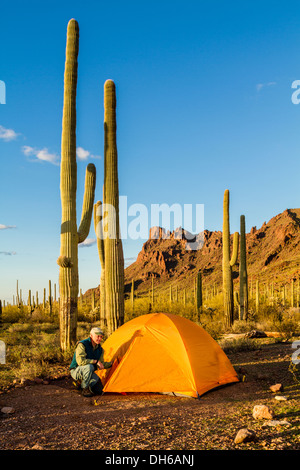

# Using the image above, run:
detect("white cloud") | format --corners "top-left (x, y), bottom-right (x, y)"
top-left (256, 81), bottom-right (277, 92)
top-left (22, 145), bottom-right (59, 165)
top-left (0, 125), bottom-right (19, 141)
top-left (0, 224), bottom-right (16, 230)
top-left (77, 146), bottom-right (102, 161)
top-left (79, 238), bottom-right (97, 247)
top-left (76, 147), bottom-right (90, 160)
top-left (22, 145), bottom-right (34, 156)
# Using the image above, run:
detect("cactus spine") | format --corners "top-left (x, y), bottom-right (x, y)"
top-left (58, 19), bottom-right (96, 351)
top-left (239, 215), bottom-right (248, 320)
top-left (95, 79), bottom-right (124, 335)
top-left (222, 189), bottom-right (239, 327)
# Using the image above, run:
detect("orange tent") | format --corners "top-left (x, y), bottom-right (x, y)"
top-left (96, 313), bottom-right (239, 398)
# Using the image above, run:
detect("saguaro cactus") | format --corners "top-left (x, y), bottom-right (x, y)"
top-left (239, 214), bottom-right (248, 320)
top-left (131, 279), bottom-right (135, 312)
top-left (94, 80), bottom-right (124, 335)
top-left (58, 19), bottom-right (96, 351)
top-left (222, 189), bottom-right (239, 327)
top-left (196, 270), bottom-right (203, 320)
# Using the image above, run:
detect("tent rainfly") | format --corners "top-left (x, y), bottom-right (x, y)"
top-left (96, 312), bottom-right (239, 398)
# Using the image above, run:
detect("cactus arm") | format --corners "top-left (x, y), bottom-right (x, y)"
top-left (230, 231), bottom-right (239, 266)
top-left (94, 199), bottom-right (106, 328)
top-left (94, 200), bottom-right (105, 268)
top-left (77, 163), bottom-right (96, 244)
top-left (222, 189), bottom-right (230, 265)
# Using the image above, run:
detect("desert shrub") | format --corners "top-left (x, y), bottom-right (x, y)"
top-left (273, 318), bottom-right (300, 341)
top-left (199, 320), bottom-right (224, 341)
top-left (2, 305), bottom-right (29, 323)
top-left (220, 337), bottom-right (261, 354)
top-left (78, 304), bottom-right (95, 322)
top-left (231, 320), bottom-right (257, 334)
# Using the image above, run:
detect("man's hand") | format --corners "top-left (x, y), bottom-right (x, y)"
top-left (96, 360), bottom-right (104, 370)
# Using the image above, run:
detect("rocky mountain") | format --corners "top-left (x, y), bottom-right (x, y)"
top-left (83, 208), bottom-right (300, 303)
top-left (124, 208), bottom-right (300, 295)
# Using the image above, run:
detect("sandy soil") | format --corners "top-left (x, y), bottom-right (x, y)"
top-left (0, 341), bottom-right (299, 452)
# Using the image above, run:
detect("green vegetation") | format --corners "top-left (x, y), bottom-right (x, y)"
top-left (1, 281), bottom-right (299, 391)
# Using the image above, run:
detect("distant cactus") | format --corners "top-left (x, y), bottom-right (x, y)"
top-left (49, 280), bottom-right (52, 316)
top-left (91, 290), bottom-right (95, 310)
top-left (255, 280), bottom-right (260, 312)
top-left (131, 279), bottom-right (135, 312)
top-left (222, 189), bottom-right (239, 327)
top-left (183, 288), bottom-right (186, 306)
top-left (291, 279), bottom-right (295, 308)
top-left (196, 270), bottom-right (203, 319)
top-left (27, 290), bottom-right (33, 315)
top-left (16, 280), bottom-right (20, 306)
top-left (239, 215), bottom-right (248, 320)
top-left (58, 19), bottom-right (96, 351)
top-left (151, 277), bottom-right (154, 305)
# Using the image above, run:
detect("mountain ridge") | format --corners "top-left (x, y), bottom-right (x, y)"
top-left (84, 208), bottom-right (300, 301)
top-left (123, 208), bottom-right (300, 294)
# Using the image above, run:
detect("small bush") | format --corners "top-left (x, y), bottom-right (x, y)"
top-left (273, 319), bottom-right (300, 341)
top-left (231, 320), bottom-right (256, 334)
top-left (220, 337), bottom-right (261, 354)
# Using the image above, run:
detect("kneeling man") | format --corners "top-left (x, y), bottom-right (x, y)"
top-left (70, 327), bottom-right (112, 397)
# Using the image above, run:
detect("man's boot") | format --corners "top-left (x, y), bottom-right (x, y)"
top-left (82, 387), bottom-right (94, 397)
top-left (72, 379), bottom-right (81, 390)
top-left (90, 380), bottom-right (103, 396)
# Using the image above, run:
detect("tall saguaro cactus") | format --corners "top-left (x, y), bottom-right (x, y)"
top-left (58, 19), bottom-right (96, 351)
top-left (222, 189), bottom-right (239, 328)
top-left (95, 80), bottom-right (124, 335)
top-left (239, 214), bottom-right (248, 320)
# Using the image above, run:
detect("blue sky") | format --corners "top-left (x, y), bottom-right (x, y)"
top-left (1, 0), bottom-right (300, 303)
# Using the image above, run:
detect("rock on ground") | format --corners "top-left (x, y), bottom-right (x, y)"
top-left (234, 428), bottom-right (256, 444)
top-left (253, 405), bottom-right (274, 420)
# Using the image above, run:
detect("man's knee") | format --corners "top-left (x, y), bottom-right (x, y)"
top-left (83, 363), bottom-right (95, 374)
